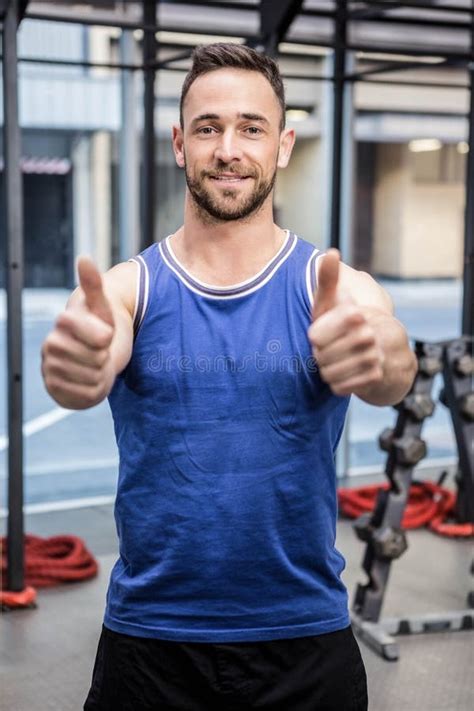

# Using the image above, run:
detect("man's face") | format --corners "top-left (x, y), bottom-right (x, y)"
top-left (174, 68), bottom-right (294, 223)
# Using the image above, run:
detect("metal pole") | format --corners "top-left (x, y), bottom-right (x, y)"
top-left (340, 51), bottom-right (355, 267)
top-left (142, 0), bottom-right (157, 250)
top-left (330, 0), bottom-right (346, 250)
top-left (119, 28), bottom-right (140, 261)
top-left (336, 50), bottom-right (355, 478)
top-left (462, 19), bottom-right (474, 338)
top-left (328, 0), bottom-right (351, 475)
top-left (3, 0), bottom-right (25, 592)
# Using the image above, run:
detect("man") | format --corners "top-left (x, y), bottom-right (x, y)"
top-left (42, 43), bottom-right (416, 710)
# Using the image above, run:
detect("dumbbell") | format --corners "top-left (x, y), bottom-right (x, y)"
top-left (460, 393), bottom-right (474, 422)
top-left (353, 513), bottom-right (373, 543)
top-left (401, 393), bottom-right (435, 422)
top-left (418, 356), bottom-right (442, 377)
top-left (455, 354), bottom-right (474, 377)
top-left (392, 436), bottom-right (427, 466)
top-left (379, 430), bottom-right (426, 465)
top-left (379, 427), bottom-right (394, 453)
top-left (372, 526), bottom-right (408, 560)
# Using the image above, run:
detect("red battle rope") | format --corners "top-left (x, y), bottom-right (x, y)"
top-left (1, 534), bottom-right (98, 609)
top-left (338, 481), bottom-right (474, 538)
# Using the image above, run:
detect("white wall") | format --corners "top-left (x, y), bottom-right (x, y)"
top-left (373, 144), bottom-right (465, 278)
top-left (275, 137), bottom-right (324, 248)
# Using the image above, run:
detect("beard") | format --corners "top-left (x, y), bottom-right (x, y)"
top-left (185, 160), bottom-right (277, 223)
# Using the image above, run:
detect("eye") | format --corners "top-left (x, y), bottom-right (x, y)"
top-left (197, 126), bottom-right (217, 135)
top-left (244, 126), bottom-right (262, 135)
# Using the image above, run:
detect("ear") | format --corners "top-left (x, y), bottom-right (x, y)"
top-left (172, 125), bottom-right (185, 168)
top-left (277, 127), bottom-right (295, 169)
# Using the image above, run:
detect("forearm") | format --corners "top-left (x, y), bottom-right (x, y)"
top-left (354, 309), bottom-right (417, 406)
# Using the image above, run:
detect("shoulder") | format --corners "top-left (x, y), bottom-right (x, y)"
top-left (336, 262), bottom-right (394, 314)
top-left (102, 260), bottom-right (139, 320)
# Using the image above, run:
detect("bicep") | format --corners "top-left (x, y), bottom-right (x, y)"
top-left (338, 263), bottom-right (394, 314)
top-left (108, 303), bottom-right (134, 375)
top-left (102, 261), bottom-right (137, 374)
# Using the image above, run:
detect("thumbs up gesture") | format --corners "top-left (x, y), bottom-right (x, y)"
top-left (307, 249), bottom-right (384, 397)
top-left (41, 257), bottom-right (117, 410)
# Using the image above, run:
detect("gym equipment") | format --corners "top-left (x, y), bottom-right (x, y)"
top-left (351, 338), bottom-right (474, 661)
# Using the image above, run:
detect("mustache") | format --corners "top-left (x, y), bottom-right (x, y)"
top-left (200, 166), bottom-right (258, 179)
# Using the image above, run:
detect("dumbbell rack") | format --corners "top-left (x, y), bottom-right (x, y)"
top-left (350, 337), bottom-right (474, 661)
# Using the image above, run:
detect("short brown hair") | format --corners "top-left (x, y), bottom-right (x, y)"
top-left (180, 43), bottom-right (286, 130)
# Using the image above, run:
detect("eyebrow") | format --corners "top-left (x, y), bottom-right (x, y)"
top-left (190, 112), bottom-right (270, 126)
top-left (240, 113), bottom-right (269, 124)
top-left (191, 113), bottom-right (220, 124)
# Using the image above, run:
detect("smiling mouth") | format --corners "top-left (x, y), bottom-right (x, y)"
top-left (209, 174), bottom-right (251, 183)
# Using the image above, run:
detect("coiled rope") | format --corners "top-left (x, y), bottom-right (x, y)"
top-left (338, 481), bottom-right (474, 537)
top-left (1, 534), bottom-right (98, 608)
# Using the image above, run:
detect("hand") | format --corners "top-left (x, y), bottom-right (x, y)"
top-left (41, 257), bottom-right (116, 409)
top-left (307, 249), bottom-right (384, 397)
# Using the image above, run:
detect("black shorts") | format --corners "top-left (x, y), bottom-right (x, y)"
top-left (84, 624), bottom-right (367, 711)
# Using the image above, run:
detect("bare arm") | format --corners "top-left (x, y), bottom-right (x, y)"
top-left (337, 263), bottom-right (417, 405)
top-left (41, 259), bottom-right (137, 410)
top-left (308, 250), bottom-right (417, 407)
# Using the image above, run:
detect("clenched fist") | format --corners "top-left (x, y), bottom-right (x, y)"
top-left (307, 249), bottom-right (385, 397)
top-left (41, 257), bottom-right (117, 410)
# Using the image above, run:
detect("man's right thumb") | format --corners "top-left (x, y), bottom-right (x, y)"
top-left (77, 256), bottom-right (114, 328)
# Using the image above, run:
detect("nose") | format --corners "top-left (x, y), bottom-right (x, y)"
top-left (214, 129), bottom-right (243, 164)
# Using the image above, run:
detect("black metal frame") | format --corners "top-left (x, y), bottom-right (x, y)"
top-left (1, 1), bottom-right (473, 618)
top-left (462, 13), bottom-right (474, 338)
top-left (2, 0), bottom-right (25, 594)
top-left (142, 0), bottom-right (158, 248)
top-left (259, 0), bottom-right (304, 56)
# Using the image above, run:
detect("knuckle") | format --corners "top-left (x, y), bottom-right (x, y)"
top-left (45, 374), bottom-right (60, 395)
top-left (363, 349), bottom-right (379, 367)
top-left (45, 332), bottom-right (64, 356)
top-left (42, 334), bottom-right (56, 355)
top-left (55, 310), bottom-right (72, 329)
top-left (357, 327), bottom-right (375, 347)
top-left (368, 365), bottom-right (383, 384)
top-left (41, 342), bottom-right (50, 360)
top-left (49, 355), bottom-right (68, 373)
top-left (374, 365), bottom-right (384, 380)
top-left (45, 360), bottom-right (59, 379)
top-left (319, 365), bottom-right (329, 381)
top-left (315, 354), bottom-right (325, 369)
top-left (90, 350), bottom-right (108, 373)
top-left (344, 303), bottom-right (359, 318)
top-left (90, 371), bottom-right (103, 388)
top-left (95, 331), bottom-right (112, 350)
top-left (97, 349), bottom-right (110, 367)
top-left (343, 305), bottom-right (362, 323)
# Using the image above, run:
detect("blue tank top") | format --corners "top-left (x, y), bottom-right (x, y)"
top-left (105, 231), bottom-right (350, 642)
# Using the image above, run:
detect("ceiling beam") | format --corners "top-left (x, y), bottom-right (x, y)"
top-left (260, 0), bottom-right (304, 56)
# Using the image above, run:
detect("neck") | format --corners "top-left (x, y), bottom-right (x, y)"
top-left (169, 192), bottom-right (286, 286)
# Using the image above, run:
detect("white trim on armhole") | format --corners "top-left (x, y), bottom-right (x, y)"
top-left (128, 255), bottom-right (150, 334)
top-left (128, 258), bottom-right (141, 325)
top-left (305, 248), bottom-right (326, 310)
